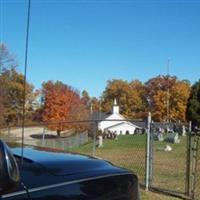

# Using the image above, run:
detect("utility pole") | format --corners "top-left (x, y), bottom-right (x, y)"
top-left (0, 0), bottom-right (3, 45)
top-left (99, 98), bottom-right (101, 120)
top-left (167, 58), bottom-right (170, 124)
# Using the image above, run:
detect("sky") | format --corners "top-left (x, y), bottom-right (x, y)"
top-left (1, 0), bottom-right (200, 97)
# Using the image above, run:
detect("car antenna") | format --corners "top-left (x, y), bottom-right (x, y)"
top-left (21, 0), bottom-right (31, 163)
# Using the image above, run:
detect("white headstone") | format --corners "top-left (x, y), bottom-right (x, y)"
top-left (164, 144), bottom-right (172, 152)
top-left (98, 136), bottom-right (103, 147)
top-left (182, 125), bottom-right (186, 136)
top-left (154, 133), bottom-right (164, 141)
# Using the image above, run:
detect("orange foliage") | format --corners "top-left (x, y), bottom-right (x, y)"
top-left (42, 81), bottom-right (89, 135)
top-left (146, 76), bottom-right (190, 122)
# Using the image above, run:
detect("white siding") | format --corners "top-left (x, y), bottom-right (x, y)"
top-left (98, 113), bottom-right (125, 131)
top-left (106, 123), bottom-right (136, 135)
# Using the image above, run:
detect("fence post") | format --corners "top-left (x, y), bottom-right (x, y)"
top-left (42, 127), bottom-right (46, 146)
top-left (92, 121), bottom-right (97, 157)
top-left (185, 121), bottom-right (192, 197)
top-left (149, 120), bottom-right (153, 187)
top-left (145, 112), bottom-right (151, 191)
top-left (191, 131), bottom-right (199, 199)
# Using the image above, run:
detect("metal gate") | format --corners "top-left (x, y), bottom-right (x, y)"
top-left (144, 115), bottom-right (200, 199)
top-left (188, 132), bottom-right (200, 200)
top-left (150, 123), bottom-right (188, 197)
top-left (145, 114), bottom-right (192, 199)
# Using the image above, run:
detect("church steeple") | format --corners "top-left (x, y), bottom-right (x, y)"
top-left (112, 98), bottom-right (119, 114)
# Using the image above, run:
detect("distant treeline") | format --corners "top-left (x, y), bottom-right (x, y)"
top-left (0, 44), bottom-right (200, 135)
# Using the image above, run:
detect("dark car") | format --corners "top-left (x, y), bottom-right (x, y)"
top-left (0, 139), bottom-right (139, 200)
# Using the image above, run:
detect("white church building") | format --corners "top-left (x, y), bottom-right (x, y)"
top-left (98, 99), bottom-right (142, 135)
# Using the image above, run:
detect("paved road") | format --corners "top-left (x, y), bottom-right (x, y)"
top-left (1, 127), bottom-right (57, 145)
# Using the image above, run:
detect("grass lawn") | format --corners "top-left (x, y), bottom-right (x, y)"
top-left (140, 190), bottom-right (180, 200)
top-left (2, 129), bottom-right (199, 199)
top-left (71, 134), bottom-right (193, 199)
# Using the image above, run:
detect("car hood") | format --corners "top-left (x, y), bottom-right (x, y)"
top-left (12, 146), bottom-right (123, 176)
top-left (11, 146), bottom-right (131, 189)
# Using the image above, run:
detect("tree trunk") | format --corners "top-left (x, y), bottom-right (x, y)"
top-left (57, 129), bottom-right (61, 137)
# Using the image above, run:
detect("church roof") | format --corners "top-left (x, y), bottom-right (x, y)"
top-left (90, 112), bottom-right (110, 121)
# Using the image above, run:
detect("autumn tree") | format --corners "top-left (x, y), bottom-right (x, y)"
top-left (170, 80), bottom-right (190, 121)
top-left (152, 90), bottom-right (169, 121)
top-left (0, 44), bottom-right (15, 126)
top-left (0, 44), bottom-right (35, 126)
top-left (0, 43), bottom-right (16, 70)
top-left (145, 75), bottom-right (176, 108)
top-left (101, 79), bottom-right (145, 118)
top-left (130, 80), bottom-right (147, 118)
top-left (70, 98), bottom-right (90, 132)
top-left (42, 81), bottom-right (89, 136)
top-left (145, 75), bottom-right (190, 122)
top-left (0, 67), bottom-right (35, 125)
top-left (90, 97), bottom-right (100, 113)
top-left (186, 80), bottom-right (200, 127)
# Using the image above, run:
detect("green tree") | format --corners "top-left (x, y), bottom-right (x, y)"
top-left (186, 80), bottom-right (200, 127)
top-left (90, 97), bottom-right (100, 113)
top-left (81, 90), bottom-right (91, 109)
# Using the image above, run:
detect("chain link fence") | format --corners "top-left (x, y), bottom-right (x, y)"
top-left (150, 122), bottom-right (188, 195)
top-left (190, 132), bottom-right (200, 200)
top-left (0, 120), bottom-right (147, 186)
top-left (1, 119), bottom-right (200, 199)
top-left (196, 137), bottom-right (200, 200)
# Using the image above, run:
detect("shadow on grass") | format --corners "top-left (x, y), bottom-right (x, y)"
top-left (30, 134), bottom-right (61, 139)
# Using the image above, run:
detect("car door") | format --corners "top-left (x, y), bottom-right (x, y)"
top-left (0, 184), bottom-right (31, 200)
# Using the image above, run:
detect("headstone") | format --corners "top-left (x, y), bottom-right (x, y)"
top-left (115, 135), bottom-right (118, 140)
top-left (154, 132), bottom-right (164, 141)
top-left (182, 125), bottom-right (186, 136)
top-left (164, 144), bottom-right (172, 152)
top-left (97, 136), bottom-right (103, 147)
top-left (165, 133), bottom-right (180, 144)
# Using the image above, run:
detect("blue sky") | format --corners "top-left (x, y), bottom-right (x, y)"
top-left (1, 0), bottom-right (200, 97)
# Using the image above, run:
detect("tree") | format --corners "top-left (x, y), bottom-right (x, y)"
top-left (0, 97), bottom-right (4, 126)
top-left (0, 67), bottom-right (34, 125)
top-left (130, 80), bottom-right (147, 118)
top-left (152, 90), bottom-right (168, 121)
top-left (101, 79), bottom-right (145, 118)
top-left (186, 80), bottom-right (200, 127)
top-left (145, 75), bottom-right (190, 122)
top-left (69, 98), bottom-right (90, 132)
top-left (0, 44), bottom-right (35, 126)
top-left (170, 80), bottom-right (190, 121)
top-left (0, 44), bottom-right (16, 126)
top-left (90, 97), bottom-right (100, 113)
top-left (42, 81), bottom-right (89, 136)
top-left (81, 90), bottom-right (90, 105)
top-left (0, 43), bottom-right (16, 71)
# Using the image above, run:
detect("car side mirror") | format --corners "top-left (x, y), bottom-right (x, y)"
top-left (0, 140), bottom-right (20, 195)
